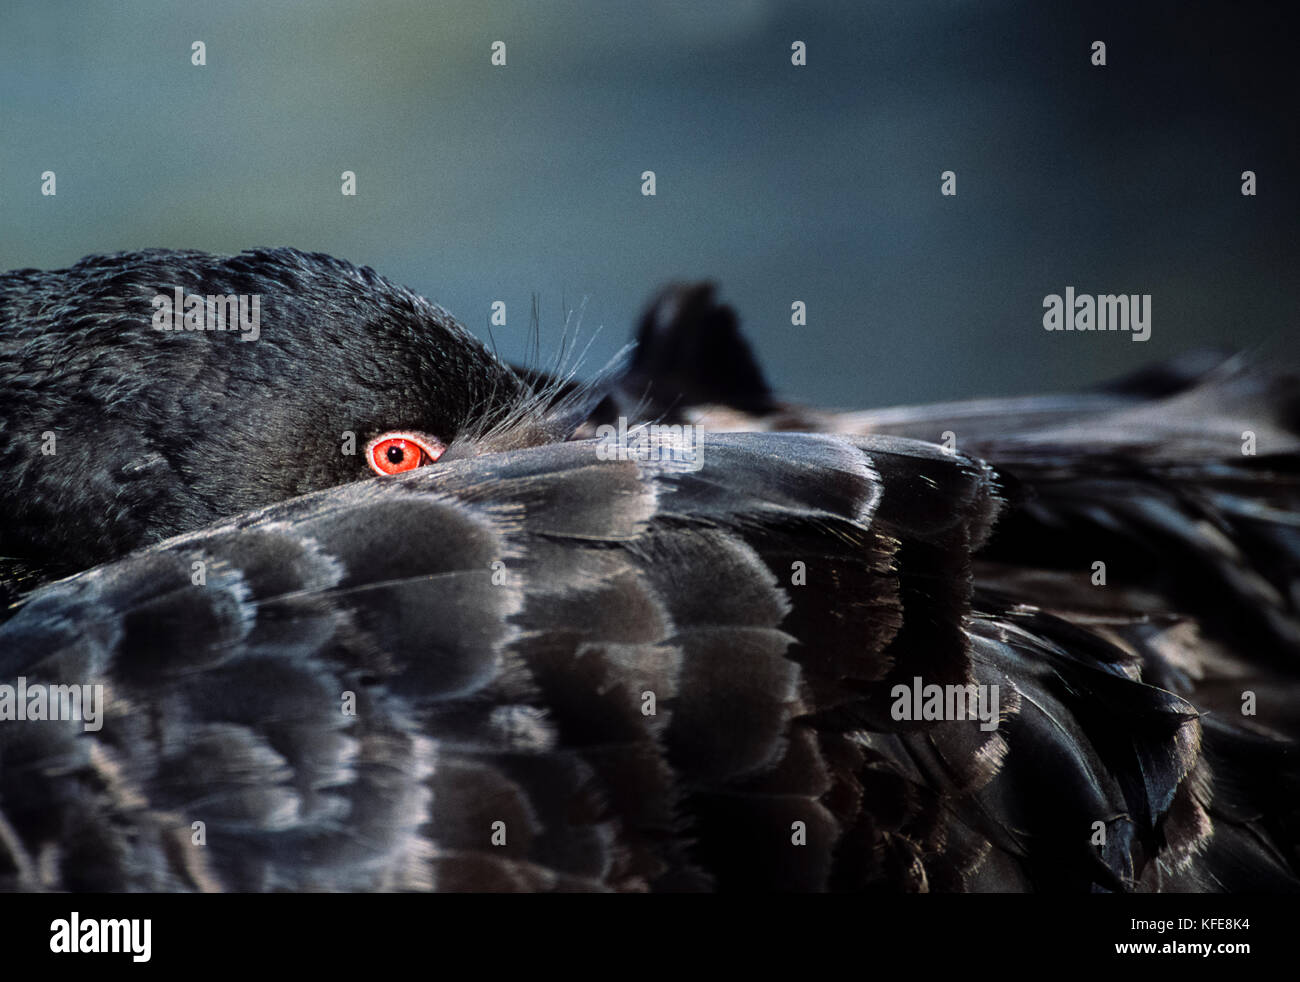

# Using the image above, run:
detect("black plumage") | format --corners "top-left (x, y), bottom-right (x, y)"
top-left (0, 249), bottom-right (530, 590)
top-left (0, 249), bottom-right (1296, 892)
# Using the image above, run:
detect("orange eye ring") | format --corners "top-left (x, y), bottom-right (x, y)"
top-left (365, 431), bottom-right (447, 476)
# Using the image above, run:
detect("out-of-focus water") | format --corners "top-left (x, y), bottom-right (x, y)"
top-left (2, 0), bottom-right (1294, 406)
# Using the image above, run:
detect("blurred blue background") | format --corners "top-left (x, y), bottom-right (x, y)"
top-left (2, 0), bottom-right (1294, 406)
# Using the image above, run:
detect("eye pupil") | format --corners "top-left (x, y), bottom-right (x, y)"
top-left (386, 445), bottom-right (405, 464)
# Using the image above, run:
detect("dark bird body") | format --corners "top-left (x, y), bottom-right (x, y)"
top-left (1, 249), bottom-right (1297, 891)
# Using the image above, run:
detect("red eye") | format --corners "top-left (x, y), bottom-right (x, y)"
top-left (365, 431), bottom-right (446, 476)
